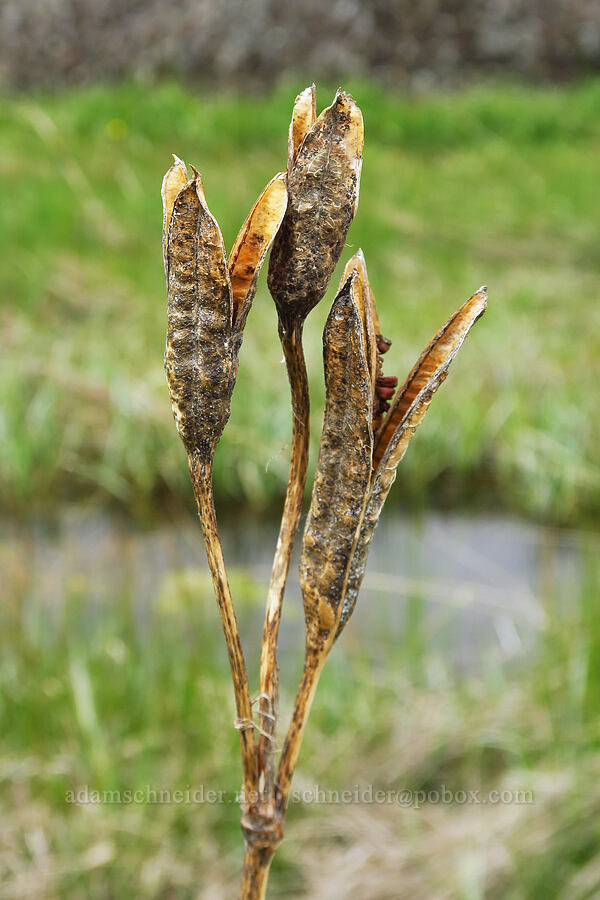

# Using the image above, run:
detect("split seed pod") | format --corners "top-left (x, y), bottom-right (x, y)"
top-left (268, 87), bottom-right (364, 325)
top-left (287, 84), bottom-right (317, 174)
top-left (162, 158), bottom-right (287, 461)
top-left (299, 272), bottom-right (373, 651)
top-left (335, 285), bottom-right (488, 638)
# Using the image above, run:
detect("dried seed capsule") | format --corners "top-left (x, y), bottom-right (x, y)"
top-left (335, 286), bottom-right (487, 639)
top-left (163, 154), bottom-right (288, 463)
top-left (164, 174), bottom-right (235, 461)
top-left (299, 274), bottom-right (373, 650)
top-left (268, 89), bottom-right (364, 324)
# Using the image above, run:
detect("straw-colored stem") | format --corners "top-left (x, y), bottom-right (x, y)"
top-left (275, 649), bottom-right (325, 814)
top-left (238, 842), bottom-right (276, 900)
top-left (190, 454), bottom-right (258, 798)
top-left (237, 647), bottom-right (324, 898)
top-left (258, 317), bottom-right (310, 796)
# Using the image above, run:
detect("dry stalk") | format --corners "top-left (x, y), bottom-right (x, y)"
top-left (257, 314), bottom-right (309, 801)
top-left (161, 85), bottom-right (487, 899)
top-left (162, 154), bottom-right (286, 805)
top-left (258, 86), bottom-right (364, 796)
top-left (276, 271), bottom-right (487, 823)
top-left (190, 455), bottom-right (258, 795)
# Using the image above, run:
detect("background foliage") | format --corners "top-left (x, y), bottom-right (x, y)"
top-left (2, 80), bottom-right (600, 523)
top-left (2, 17), bottom-right (600, 890)
top-left (1, 0), bottom-right (599, 91)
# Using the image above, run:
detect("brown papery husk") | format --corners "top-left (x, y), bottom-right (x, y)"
top-left (373, 286), bottom-right (488, 470)
top-left (288, 84), bottom-right (316, 173)
top-left (228, 172), bottom-right (287, 334)
top-left (342, 250), bottom-right (392, 433)
top-left (268, 89), bottom-right (364, 323)
top-left (299, 273), bottom-right (373, 653)
top-left (161, 155), bottom-right (188, 280)
top-left (341, 250), bottom-right (378, 395)
top-left (335, 286), bottom-right (487, 639)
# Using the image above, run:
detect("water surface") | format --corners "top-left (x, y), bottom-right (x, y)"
top-left (2, 508), bottom-right (594, 674)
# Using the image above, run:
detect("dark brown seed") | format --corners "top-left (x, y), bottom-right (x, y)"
top-left (376, 334), bottom-right (392, 354)
top-left (299, 274), bottom-right (373, 651)
top-left (268, 90), bottom-right (364, 324)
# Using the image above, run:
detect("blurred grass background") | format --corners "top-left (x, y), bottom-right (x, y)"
top-left (2, 79), bottom-right (599, 523)
top-left (2, 74), bottom-right (600, 899)
top-left (2, 533), bottom-right (600, 897)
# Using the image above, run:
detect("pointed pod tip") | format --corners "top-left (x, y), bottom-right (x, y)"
top-left (298, 83), bottom-right (315, 99)
top-left (334, 88), bottom-right (361, 118)
top-left (474, 285), bottom-right (488, 311)
top-left (294, 84), bottom-right (315, 109)
top-left (335, 87), bottom-right (356, 106)
top-left (162, 155), bottom-right (192, 227)
top-left (188, 166), bottom-right (207, 206)
top-left (341, 249), bottom-right (370, 295)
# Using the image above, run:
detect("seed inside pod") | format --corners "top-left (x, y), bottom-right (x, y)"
top-left (376, 334), bottom-right (392, 354)
top-left (375, 375), bottom-right (398, 401)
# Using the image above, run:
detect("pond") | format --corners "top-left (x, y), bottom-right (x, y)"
top-left (2, 508), bottom-right (594, 675)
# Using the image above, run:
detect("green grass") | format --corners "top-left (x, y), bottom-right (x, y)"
top-left (1, 79), bottom-right (600, 523)
top-left (2, 539), bottom-right (599, 897)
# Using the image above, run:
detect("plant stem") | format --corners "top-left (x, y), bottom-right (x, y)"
top-left (275, 649), bottom-right (325, 814)
top-left (190, 454), bottom-right (258, 799)
top-left (258, 317), bottom-right (310, 795)
top-left (239, 842), bottom-right (276, 900)
top-left (237, 647), bottom-right (323, 899)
